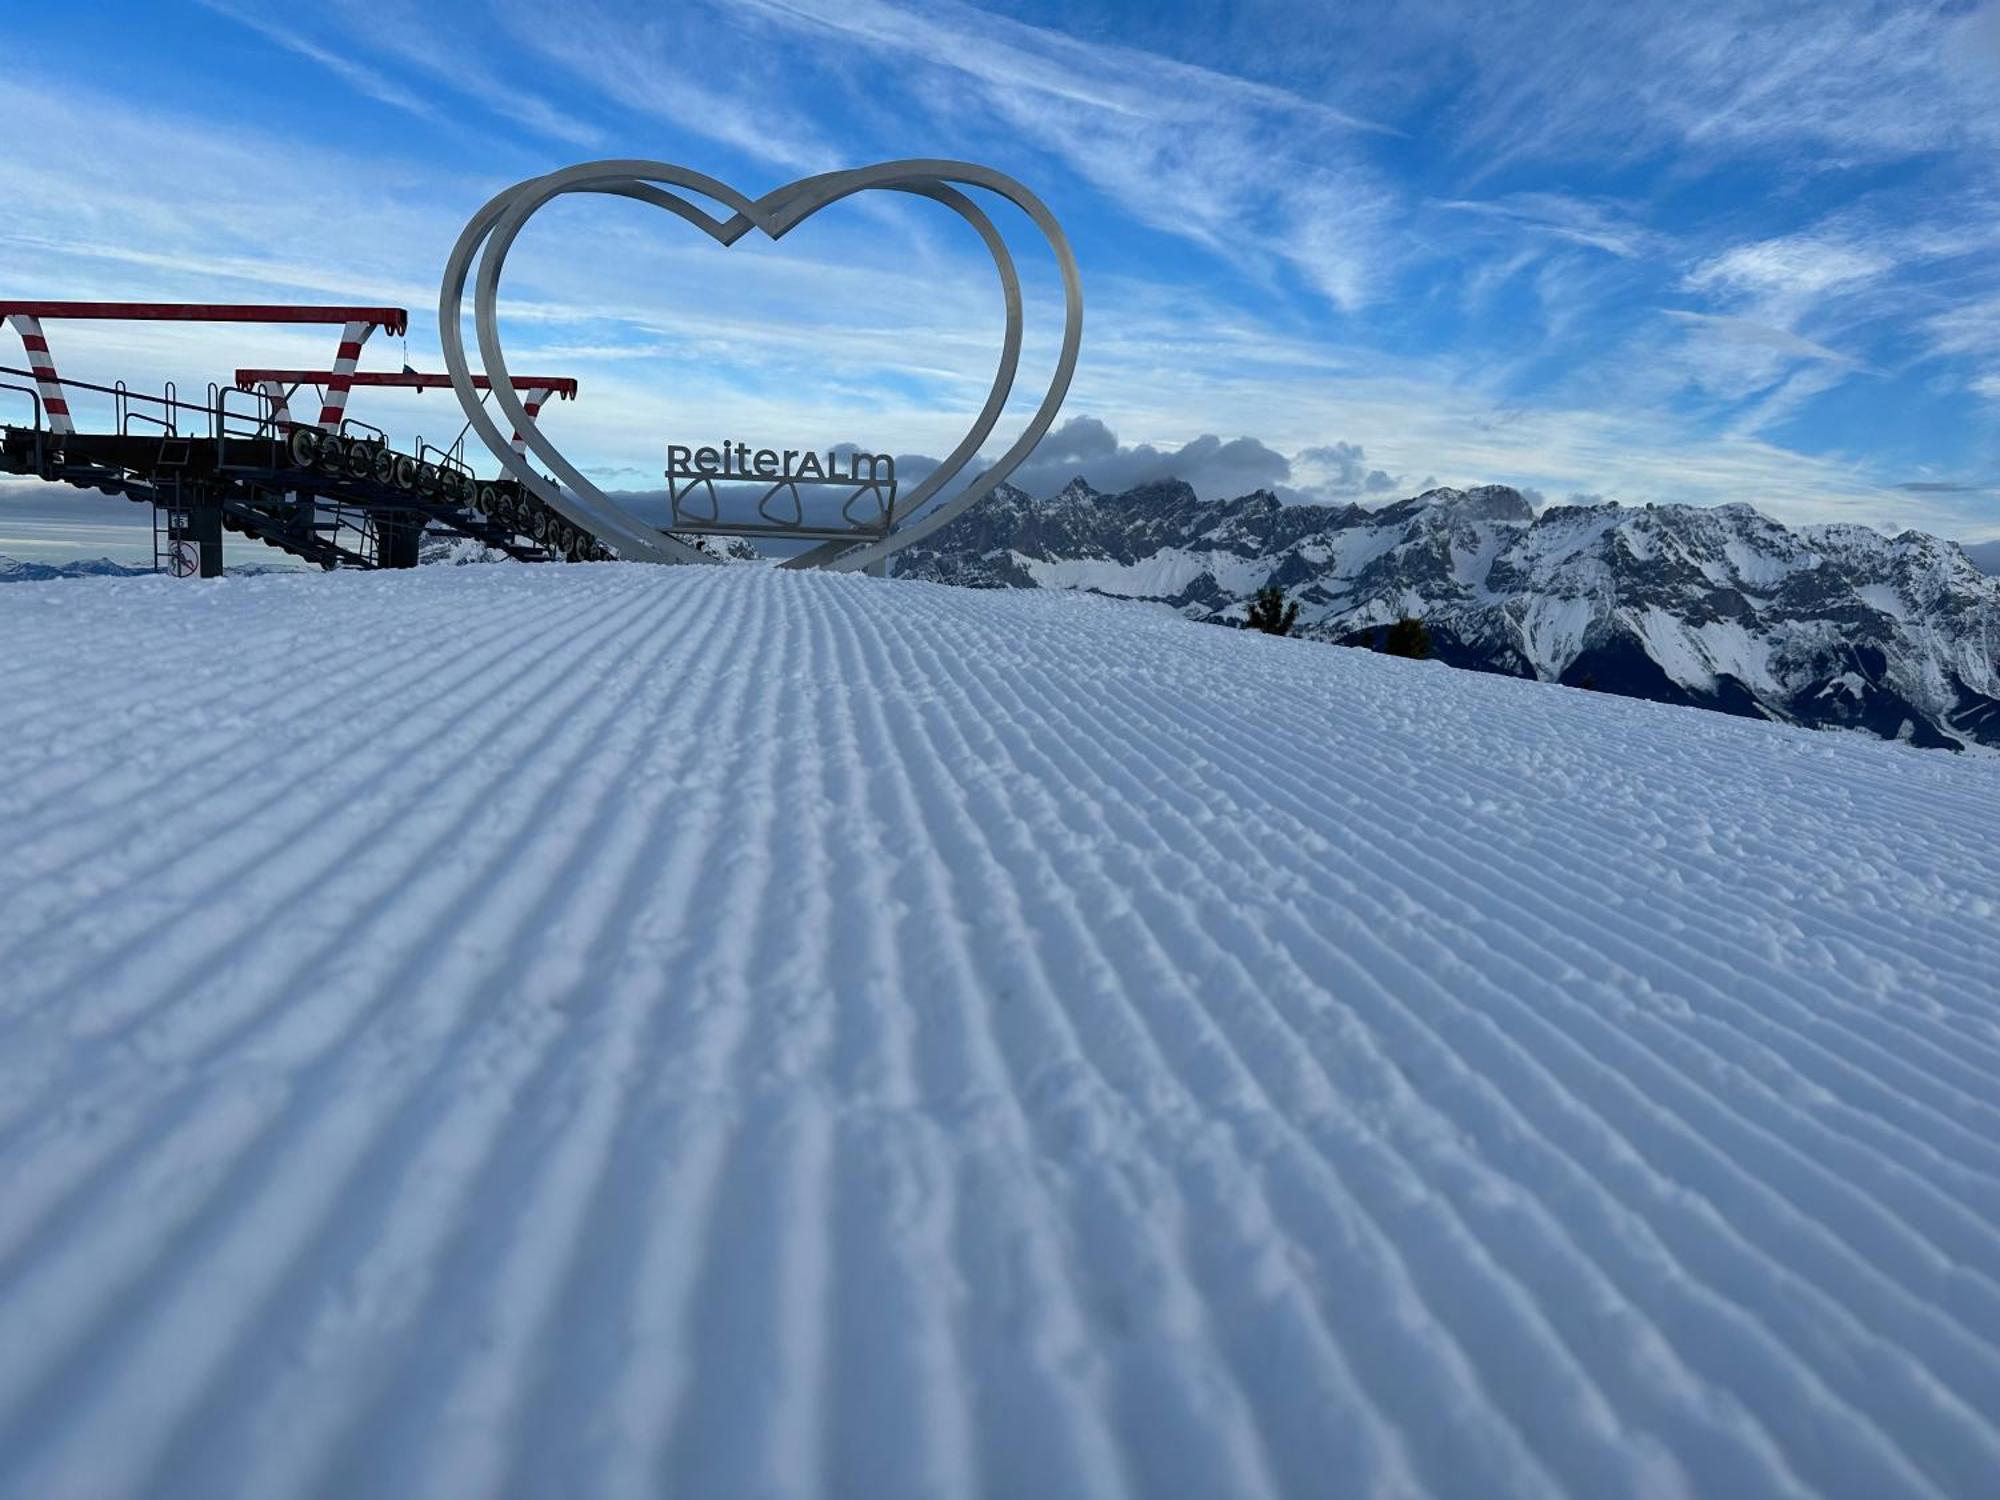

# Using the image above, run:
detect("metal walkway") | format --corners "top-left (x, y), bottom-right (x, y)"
top-left (0, 366), bottom-right (607, 574)
top-left (0, 300), bottom-right (613, 575)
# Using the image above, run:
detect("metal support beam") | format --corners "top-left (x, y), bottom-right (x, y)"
top-left (379, 512), bottom-right (422, 569)
top-left (232, 369), bottom-right (580, 456)
top-left (188, 500), bottom-right (223, 578)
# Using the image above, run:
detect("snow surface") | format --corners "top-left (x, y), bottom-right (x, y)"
top-left (1, 564), bottom-right (1998, 1500)
top-left (1023, 547), bottom-right (1267, 600)
top-left (1857, 583), bottom-right (1909, 621)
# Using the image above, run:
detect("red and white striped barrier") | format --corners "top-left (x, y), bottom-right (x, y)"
top-left (256, 379), bottom-right (295, 432)
top-left (0, 304), bottom-right (407, 439)
top-left (3, 314), bottom-right (74, 435)
top-left (314, 320), bottom-right (372, 432)
top-left (514, 385), bottom-right (557, 456)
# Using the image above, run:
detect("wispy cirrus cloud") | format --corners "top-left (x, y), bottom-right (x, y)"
top-left (1686, 238), bottom-right (1895, 300)
top-left (1435, 194), bottom-right (1660, 260)
top-left (200, 0), bottom-right (608, 149)
top-left (321, 0), bottom-right (609, 148)
top-left (1660, 310), bottom-right (1861, 370)
top-left (492, 0), bottom-right (836, 172)
top-left (1445, 0), bottom-right (2000, 168)
top-left (1924, 292), bottom-right (2000, 360)
top-left (194, 0), bottom-right (448, 125)
top-left (712, 0), bottom-right (1406, 310)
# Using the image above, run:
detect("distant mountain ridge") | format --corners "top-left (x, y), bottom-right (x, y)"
top-left (12, 490), bottom-right (1996, 749)
top-left (894, 479), bottom-right (2000, 750)
top-left (0, 555), bottom-right (153, 583)
top-left (0, 554), bottom-right (301, 582)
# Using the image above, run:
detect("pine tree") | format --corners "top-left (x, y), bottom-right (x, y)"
top-left (1245, 584), bottom-right (1300, 636)
top-left (1381, 616), bottom-right (1432, 659)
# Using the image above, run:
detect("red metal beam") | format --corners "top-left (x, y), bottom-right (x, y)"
top-left (233, 369), bottom-right (578, 398)
top-left (0, 303), bottom-right (408, 334)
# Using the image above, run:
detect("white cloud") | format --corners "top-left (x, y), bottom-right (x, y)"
top-left (324, 0), bottom-right (609, 147)
top-left (1450, 1), bottom-right (2000, 168)
top-left (729, 0), bottom-right (1391, 136)
top-left (1661, 310), bottom-right (1858, 368)
top-left (1436, 194), bottom-right (1659, 259)
top-left (1687, 237), bottom-right (1894, 298)
top-left (1926, 293), bottom-right (2000, 359)
top-left (1295, 440), bottom-right (1404, 498)
top-left (712, 0), bottom-right (1405, 310)
top-left (194, 1), bottom-right (448, 125)
top-left (893, 415), bottom-right (1297, 501)
top-left (203, 0), bottom-right (613, 149)
top-left (495, 0), bottom-right (835, 171)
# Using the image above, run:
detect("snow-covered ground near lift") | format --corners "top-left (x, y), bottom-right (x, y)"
top-left (1, 565), bottom-right (1998, 1500)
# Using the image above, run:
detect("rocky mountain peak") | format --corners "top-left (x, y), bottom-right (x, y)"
top-left (1397, 484), bottom-right (1537, 524)
top-left (892, 476), bottom-right (2000, 751)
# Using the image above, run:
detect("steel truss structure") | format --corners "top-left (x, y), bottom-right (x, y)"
top-left (0, 304), bottom-right (599, 577)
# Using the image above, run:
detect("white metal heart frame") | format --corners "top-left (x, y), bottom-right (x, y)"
top-left (439, 159), bottom-right (1083, 570)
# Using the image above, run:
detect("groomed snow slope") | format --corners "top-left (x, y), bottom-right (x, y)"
top-left (1, 565), bottom-right (1998, 1500)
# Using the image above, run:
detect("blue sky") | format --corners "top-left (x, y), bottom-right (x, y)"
top-left (3, 0), bottom-right (2000, 559)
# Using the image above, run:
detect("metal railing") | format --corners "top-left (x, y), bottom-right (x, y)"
top-left (0, 377), bottom-right (45, 433)
top-left (0, 364), bottom-right (231, 443)
top-left (0, 365), bottom-right (571, 566)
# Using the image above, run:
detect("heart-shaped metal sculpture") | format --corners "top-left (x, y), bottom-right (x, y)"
top-left (439, 159), bottom-right (1082, 570)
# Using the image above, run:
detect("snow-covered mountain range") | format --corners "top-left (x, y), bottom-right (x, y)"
top-left (895, 479), bottom-right (2000, 750)
top-left (0, 555), bottom-right (153, 583)
top-left (0, 555), bottom-right (305, 582)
